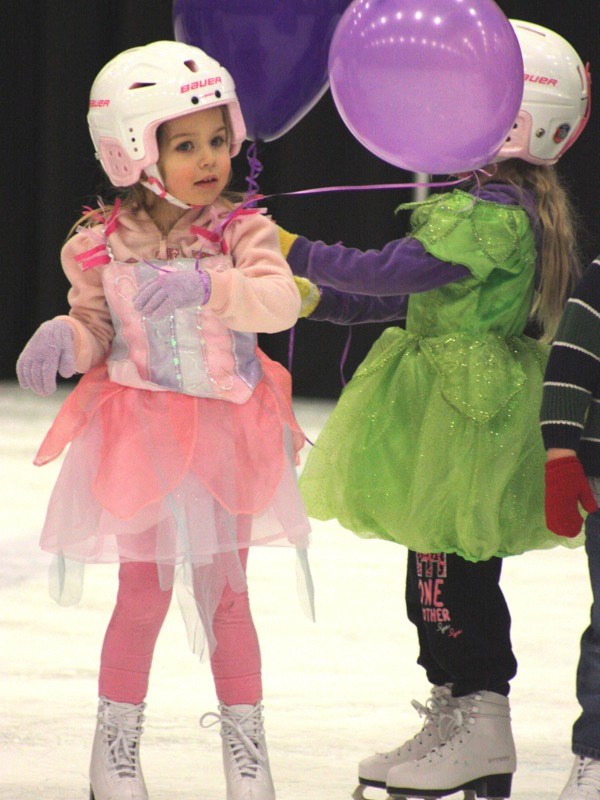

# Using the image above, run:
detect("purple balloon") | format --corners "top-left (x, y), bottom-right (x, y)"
top-left (329, 0), bottom-right (524, 174)
top-left (173, 0), bottom-right (350, 142)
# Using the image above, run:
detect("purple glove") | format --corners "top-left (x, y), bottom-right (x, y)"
top-left (16, 320), bottom-right (75, 396)
top-left (133, 270), bottom-right (211, 320)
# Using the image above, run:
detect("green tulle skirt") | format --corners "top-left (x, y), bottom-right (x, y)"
top-left (299, 327), bottom-right (583, 561)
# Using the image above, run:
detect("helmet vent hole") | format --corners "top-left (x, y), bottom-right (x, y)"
top-left (184, 59), bottom-right (199, 73)
top-left (191, 96), bottom-right (199, 105)
top-left (129, 82), bottom-right (156, 90)
top-left (215, 90), bottom-right (222, 99)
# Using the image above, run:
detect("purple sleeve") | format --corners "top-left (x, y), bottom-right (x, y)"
top-left (310, 286), bottom-right (407, 325)
top-left (287, 234), bottom-right (470, 296)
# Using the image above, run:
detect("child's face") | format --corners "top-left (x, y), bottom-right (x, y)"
top-left (157, 107), bottom-right (231, 206)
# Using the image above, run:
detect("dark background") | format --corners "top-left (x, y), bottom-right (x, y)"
top-left (4, 1), bottom-right (599, 396)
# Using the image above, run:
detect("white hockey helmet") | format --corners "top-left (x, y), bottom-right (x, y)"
top-left (87, 40), bottom-right (246, 187)
top-left (496, 20), bottom-right (590, 165)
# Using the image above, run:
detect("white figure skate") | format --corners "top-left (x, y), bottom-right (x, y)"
top-left (89, 696), bottom-right (148, 800)
top-left (385, 691), bottom-right (516, 800)
top-left (355, 685), bottom-right (457, 796)
top-left (558, 755), bottom-right (600, 799)
top-left (201, 702), bottom-right (275, 800)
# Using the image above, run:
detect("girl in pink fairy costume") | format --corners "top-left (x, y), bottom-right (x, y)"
top-left (16, 40), bottom-right (310, 800)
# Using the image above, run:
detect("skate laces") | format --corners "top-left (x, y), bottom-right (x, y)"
top-left (576, 757), bottom-right (600, 789)
top-left (437, 705), bottom-right (472, 744)
top-left (201, 703), bottom-right (267, 779)
top-left (380, 686), bottom-right (452, 757)
top-left (98, 700), bottom-right (145, 779)
top-left (428, 695), bottom-right (479, 754)
top-left (411, 686), bottom-right (454, 743)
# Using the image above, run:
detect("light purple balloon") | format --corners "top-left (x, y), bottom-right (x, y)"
top-left (328, 0), bottom-right (524, 174)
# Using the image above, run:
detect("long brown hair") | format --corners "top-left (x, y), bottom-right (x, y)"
top-left (490, 160), bottom-right (582, 342)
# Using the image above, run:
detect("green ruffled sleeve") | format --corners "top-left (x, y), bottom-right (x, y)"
top-left (397, 190), bottom-right (535, 282)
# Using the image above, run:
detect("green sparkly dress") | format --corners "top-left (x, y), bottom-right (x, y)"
top-left (299, 189), bottom-right (582, 561)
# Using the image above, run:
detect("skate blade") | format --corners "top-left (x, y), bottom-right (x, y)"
top-left (386, 771), bottom-right (512, 799)
top-left (386, 793), bottom-right (475, 800)
top-left (353, 785), bottom-right (398, 800)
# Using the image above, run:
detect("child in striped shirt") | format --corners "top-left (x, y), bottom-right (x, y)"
top-left (541, 254), bottom-right (600, 798)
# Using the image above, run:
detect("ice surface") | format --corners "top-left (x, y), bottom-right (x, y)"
top-left (0, 381), bottom-right (590, 799)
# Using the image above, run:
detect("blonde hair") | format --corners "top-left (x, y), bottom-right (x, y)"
top-left (491, 160), bottom-right (582, 342)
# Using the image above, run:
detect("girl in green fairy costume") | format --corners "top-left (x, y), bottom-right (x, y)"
top-left (279, 21), bottom-right (591, 800)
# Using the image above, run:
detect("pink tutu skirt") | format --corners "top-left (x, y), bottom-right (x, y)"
top-left (35, 352), bottom-right (312, 652)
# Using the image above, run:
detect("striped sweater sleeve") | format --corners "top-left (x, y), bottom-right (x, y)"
top-left (540, 257), bottom-right (600, 453)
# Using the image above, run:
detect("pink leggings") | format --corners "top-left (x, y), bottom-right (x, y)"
top-left (98, 551), bottom-right (262, 706)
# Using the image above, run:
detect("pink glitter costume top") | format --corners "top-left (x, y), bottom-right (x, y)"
top-left (100, 252), bottom-right (263, 402)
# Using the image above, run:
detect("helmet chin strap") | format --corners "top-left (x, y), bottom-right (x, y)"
top-left (140, 164), bottom-right (197, 210)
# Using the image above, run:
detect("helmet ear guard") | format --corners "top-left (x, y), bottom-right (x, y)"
top-left (499, 111), bottom-right (534, 162)
top-left (88, 41), bottom-right (246, 188)
top-left (96, 137), bottom-right (156, 185)
top-left (496, 21), bottom-right (591, 165)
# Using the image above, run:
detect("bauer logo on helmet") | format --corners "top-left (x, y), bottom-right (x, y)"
top-left (524, 74), bottom-right (558, 86)
top-left (180, 77), bottom-right (223, 93)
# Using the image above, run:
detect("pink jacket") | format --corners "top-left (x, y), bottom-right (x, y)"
top-left (56, 200), bottom-right (301, 375)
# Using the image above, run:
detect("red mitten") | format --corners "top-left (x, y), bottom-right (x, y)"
top-left (545, 456), bottom-right (598, 537)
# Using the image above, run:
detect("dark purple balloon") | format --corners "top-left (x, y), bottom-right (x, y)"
top-left (173, 0), bottom-right (350, 142)
top-left (329, 0), bottom-right (524, 174)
